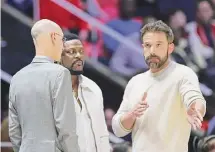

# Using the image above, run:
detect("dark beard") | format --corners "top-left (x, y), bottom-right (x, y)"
top-left (145, 52), bottom-right (168, 69)
top-left (61, 59), bottom-right (84, 75)
top-left (69, 69), bottom-right (84, 75)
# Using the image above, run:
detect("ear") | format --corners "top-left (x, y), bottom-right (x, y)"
top-left (168, 43), bottom-right (175, 55)
top-left (50, 33), bottom-right (55, 45)
top-left (33, 38), bottom-right (37, 46)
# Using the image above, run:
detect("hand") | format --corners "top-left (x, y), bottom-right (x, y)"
top-left (131, 92), bottom-right (149, 118)
top-left (187, 106), bottom-right (203, 130)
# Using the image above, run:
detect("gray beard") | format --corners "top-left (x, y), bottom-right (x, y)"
top-left (148, 55), bottom-right (168, 69)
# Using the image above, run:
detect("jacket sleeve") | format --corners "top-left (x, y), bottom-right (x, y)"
top-left (112, 78), bottom-right (134, 137)
top-left (8, 84), bottom-right (22, 152)
top-left (53, 69), bottom-right (80, 152)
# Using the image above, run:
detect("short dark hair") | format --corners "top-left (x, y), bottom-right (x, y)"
top-left (140, 20), bottom-right (174, 43)
top-left (64, 33), bottom-right (80, 41)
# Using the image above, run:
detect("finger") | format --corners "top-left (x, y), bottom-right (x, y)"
top-left (138, 104), bottom-right (148, 109)
top-left (196, 110), bottom-right (203, 121)
top-left (194, 121), bottom-right (201, 130)
top-left (137, 107), bottom-right (148, 112)
top-left (194, 117), bottom-right (202, 127)
top-left (139, 103), bottom-right (149, 108)
top-left (142, 92), bottom-right (147, 103)
top-left (136, 112), bottom-right (145, 117)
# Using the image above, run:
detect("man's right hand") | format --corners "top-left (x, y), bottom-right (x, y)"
top-left (119, 92), bottom-right (149, 131)
top-left (130, 92), bottom-right (149, 118)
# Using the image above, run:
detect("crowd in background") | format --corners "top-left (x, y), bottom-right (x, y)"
top-left (1, 0), bottom-right (215, 152)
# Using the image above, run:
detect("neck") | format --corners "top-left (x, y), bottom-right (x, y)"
top-left (72, 75), bottom-right (79, 90)
top-left (150, 60), bottom-right (170, 73)
top-left (35, 47), bottom-right (54, 60)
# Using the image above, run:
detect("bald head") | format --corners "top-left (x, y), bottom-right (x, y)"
top-left (31, 19), bottom-right (62, 39)
top-left (31, 19), bottom-right (64, 61)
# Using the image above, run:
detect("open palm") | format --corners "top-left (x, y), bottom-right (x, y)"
top-left (187, 106), bottom-right (203, 130)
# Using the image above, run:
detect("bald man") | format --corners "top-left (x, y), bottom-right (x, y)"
top-left (8, 19), bottom-right (80, 152)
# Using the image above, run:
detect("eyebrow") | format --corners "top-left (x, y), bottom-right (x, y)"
top-left (156, 41), bottom-right (164, 43)
top-left (66, 45), bottom-right (83, 49)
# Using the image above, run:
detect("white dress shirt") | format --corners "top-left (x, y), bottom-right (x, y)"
top-left (73, 86), bottom-right (97, 152)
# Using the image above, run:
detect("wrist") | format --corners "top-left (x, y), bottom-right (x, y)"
top-left (127, 111), bottom-right (137, 120)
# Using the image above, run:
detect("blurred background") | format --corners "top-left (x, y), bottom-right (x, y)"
top-left (1, 0), bottom-right (215, 151)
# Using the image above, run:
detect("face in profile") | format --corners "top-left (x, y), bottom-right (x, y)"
top-left (61, 39), bottom-right (85, 75)
top-left (142, 32), bottom-right (174, 70)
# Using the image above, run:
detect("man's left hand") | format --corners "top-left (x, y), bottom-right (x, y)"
top-left (187, 105), bottom-right (203, 130)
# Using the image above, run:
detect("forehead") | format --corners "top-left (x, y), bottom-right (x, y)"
top-left (64, 39), bottom-right (83, 48)
top-left (199, 1), bottom-right (211, 9)
top-left (175, 11), bottom-right (185, 17)
top-left (142, 32), bottom-right (168, 43)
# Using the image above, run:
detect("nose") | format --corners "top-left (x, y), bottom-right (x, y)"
top-left (149, 46), bottom-right (155, 54)
top-left (75, 52), bottom-right (81, 58)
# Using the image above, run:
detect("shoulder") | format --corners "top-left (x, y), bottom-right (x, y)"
top-left (174, 63), bottom-right (199, 83)
top-left (81, 75), bottom-right (102, 95)
top-left (175, 63), bottom-right (197, 77)
top-left (12, 64), bottom-right (69, 83)
top-left (10, 65), bottom-right (30, 84)
top-left (126, 72), bottom-right (148, 88)
top-left (47, 63), bottom-right (68, 73)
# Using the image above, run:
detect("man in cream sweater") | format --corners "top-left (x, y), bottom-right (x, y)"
top-left (112, 20), bottom-right (206, 152)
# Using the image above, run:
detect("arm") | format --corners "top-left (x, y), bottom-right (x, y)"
top-left (53, 69), bottom-right (80, 152)
top-left (8, 88), bottom-right (22, 152)
top-left (112, 79), bottom-right (135, 137)
top-left (179, 68), bottom-right (206, 117)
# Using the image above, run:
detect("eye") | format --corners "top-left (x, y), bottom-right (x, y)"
top-left (144, 43), bottom-right (151, 48)
top-left (66, 50), bottom-right (75, 55)
top-left (156, 44), bottom-right (161, 47)
top-left (79, 50), bottom-right (84, 54)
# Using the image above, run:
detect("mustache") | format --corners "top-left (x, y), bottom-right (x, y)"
top-left (146, 54), bottom-right (160, 61)
top-left (71, 58), bottom-right (83, 67)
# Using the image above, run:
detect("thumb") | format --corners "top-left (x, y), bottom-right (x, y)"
top-left (142, 92), bottom-right (147, 103)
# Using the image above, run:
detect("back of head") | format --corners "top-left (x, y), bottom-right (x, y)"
top-left (31, 19), bottom-right (64, 61)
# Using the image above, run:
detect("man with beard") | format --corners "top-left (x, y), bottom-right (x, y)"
top-left (60, 34), bottom-right (111, 152)
top-left (112, 20), bottom-right (206, 152)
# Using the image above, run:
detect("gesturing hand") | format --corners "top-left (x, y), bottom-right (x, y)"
top-left (131, 92), bottom-right (149, 118)
top-left (187, 105), bottom-right (203, 130)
